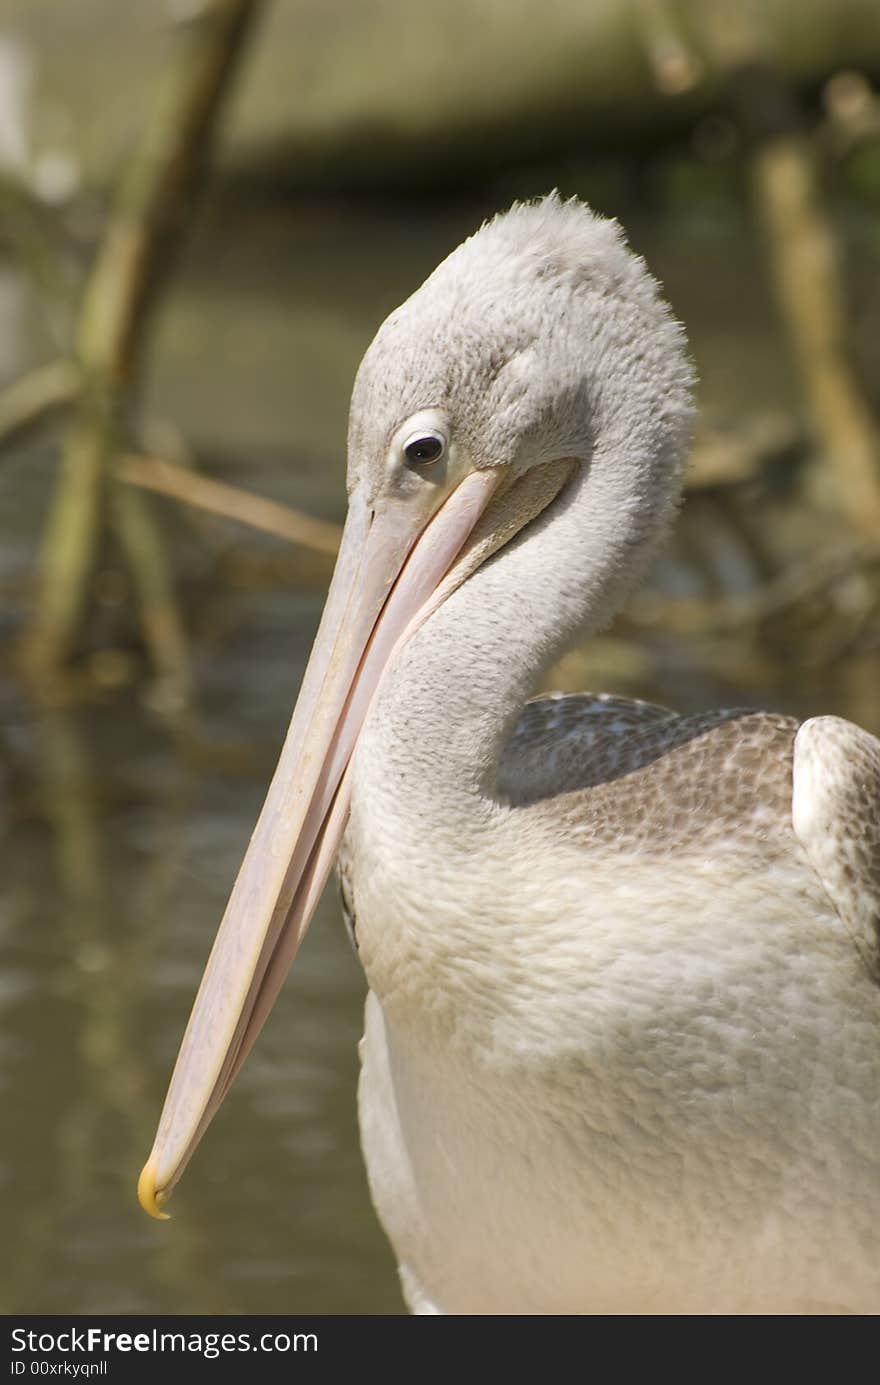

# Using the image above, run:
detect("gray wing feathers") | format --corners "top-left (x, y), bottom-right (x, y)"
top-left (793, 716), bottom-right (880, 977)
top-left (498, 691), bottom-right (674, 804)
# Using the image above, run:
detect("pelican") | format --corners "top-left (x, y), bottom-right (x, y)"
top-left (138, 195), bottom-right (880, 1314)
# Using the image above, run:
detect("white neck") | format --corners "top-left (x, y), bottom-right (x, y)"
top-left (352, 441), bottom-right (674, 833)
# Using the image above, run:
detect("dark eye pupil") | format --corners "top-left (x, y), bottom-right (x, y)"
top-left (405, 435), bottom-right (443, 464)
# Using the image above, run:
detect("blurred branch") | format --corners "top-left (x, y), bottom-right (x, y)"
top-left (22, 0), bottom-right (264, 698)
top-left (631, 541), bottom-right (876, 638)
top-left (694, 4), bottom-right (880, 538)
top-left (119, 453), bottom-right (343, 554)
top-left (112, 485), bottom-right (194, 710)
top-left (634, 0), bottom-right (704, 97)
top-left (0, 360), bottom-right (81, 447)
top-left (822, 70), bottom-right (880, 156)
top-left (754, 135), bottom-right (880, 536)
top-left (686, 411), bottom-right (800, 490)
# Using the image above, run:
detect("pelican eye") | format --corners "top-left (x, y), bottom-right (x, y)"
top-left (403, 432), bottom-right (445, 467)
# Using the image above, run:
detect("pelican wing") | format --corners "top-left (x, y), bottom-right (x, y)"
top-left (498, 691), bottom-right (675, 805)
top-left (793, 716), bottom-right (880, 979)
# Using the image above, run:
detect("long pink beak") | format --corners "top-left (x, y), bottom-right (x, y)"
top-left (138, 467), bottom-right (499, 1217)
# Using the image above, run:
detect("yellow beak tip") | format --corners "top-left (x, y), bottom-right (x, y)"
top-left (138, 1160), bottom-right (171, 1220)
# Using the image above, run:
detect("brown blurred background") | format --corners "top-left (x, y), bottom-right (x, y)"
top-left (1, 0), bottom-right (879, 1314)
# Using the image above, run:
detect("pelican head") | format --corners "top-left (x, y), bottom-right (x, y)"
top-left (138, 194), bottom-right (693, 1218)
